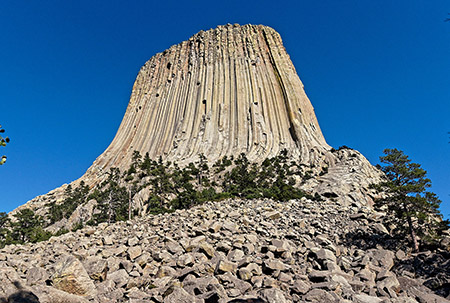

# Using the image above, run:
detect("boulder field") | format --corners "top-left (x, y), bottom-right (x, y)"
top-left (1, 197), bottom-right (448, 302)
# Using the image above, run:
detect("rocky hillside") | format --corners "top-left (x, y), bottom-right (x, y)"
top-left (11, 25), bottom-right (383, 236)
top-left (3, 24), bottom-right (449, 302)
top-left (9, 147), bottom-right (383, 237)
top-left (1, 197), bottom-right (449, 302)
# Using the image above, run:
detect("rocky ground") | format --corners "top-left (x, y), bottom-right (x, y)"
top-left (1, 197), bottom-right (449, 303)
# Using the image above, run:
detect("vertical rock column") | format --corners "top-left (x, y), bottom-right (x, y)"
top-left (84, 24), bottom-right (330, 182)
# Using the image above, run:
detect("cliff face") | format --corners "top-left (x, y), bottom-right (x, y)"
top-left (14, 23), bottom-right (383, 217)
top-left (83, 24), bottom-right (329, 183)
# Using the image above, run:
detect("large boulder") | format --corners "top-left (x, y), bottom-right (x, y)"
top-left (51, 255), bottom-right (96, 297)
top-left (66, 199), bottom-right (97, 230)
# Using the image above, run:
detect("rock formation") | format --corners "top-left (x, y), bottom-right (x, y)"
top-left (15, 23), bottom-right (380, 215)
top-left (4, 24), bottom-right (449, 302)
top-left (82, 23), bottom-right (330, 184)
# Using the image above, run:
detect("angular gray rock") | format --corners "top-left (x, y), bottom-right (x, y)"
top-left (1, 198), bottom-right (449, 302)
top-left (51, 255), bottom-right (97, 297)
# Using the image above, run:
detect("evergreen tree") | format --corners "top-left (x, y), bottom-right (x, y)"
top-left (0, 124), bottom-right (9, 165)
top-left (149, 157), bottom-right (173, 208)
top-left (139, 152), bottom-right (154, 175)
top-left (126, 150), bottom-right (142, 176)
top-left (197, 154), bottom-right (210, 186)
top-left (11, 209), bottom-right (51, 243)
top-left (93, 168), bottom-right (129, 224)
top-left (0, 212), bottom-right (11, 248)
top-left (48, 181), bottom-right (89, 224)
top-left (374, 148), bottom-right (449, 251)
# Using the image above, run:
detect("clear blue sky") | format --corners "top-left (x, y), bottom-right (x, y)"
top-left (1, 1), bottom-right (450, 218)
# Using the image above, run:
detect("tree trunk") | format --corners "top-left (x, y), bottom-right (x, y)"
top-left (128, 190), bottom-right (132, 221)
top-left (407, 215), bottom-right (419, 252)
top-left (108, 191), bottom-right (112, 224)
top-left (404, 202), bottom-right (419, 252)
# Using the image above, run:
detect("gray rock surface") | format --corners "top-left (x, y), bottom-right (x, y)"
top-left (1, 198), bottom-right (448, 302)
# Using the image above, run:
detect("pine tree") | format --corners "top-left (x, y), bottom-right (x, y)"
top-left (11, 209), bottom-right (51, 243)
top-left (374, 148), bottom-right (449, 251)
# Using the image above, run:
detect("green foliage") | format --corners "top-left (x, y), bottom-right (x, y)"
top-left (213, 156), bottom-right (233, 172)
top-left (113, 149), bottom-right (312, 216)
top-left (219, 151), bottom-right (308, 201)
top-left (125, 150), bottom-right (142, 177)
top-left (0, 149), bottom-right (321, 248)
top-left (1, 208), bottom-right (59, 247)
top-left (374, 148), bottom-right (449, 251)
top-left (197, 154), bottom-right (210, 186)
top-left (71, 222), bottom-right (84, 232)
top-left (140, 152), bottom-right (153, 173)
top-left (0, 212), bottom-right (11, 248)
top-left (29, 226), bottom-right (53, 243)
top-left (147, 193), bottom-right (172, 215)
top-left (0, 124), bottom-right (9, 165)
top-left (87, 188), bottom-right (102, 201)
top-left (222, 153), bottom-right (257, 196)
top-left (48, 181), bottom-right (89, 224)
top-left (10, 209), bottom-right (51, 244)
top-left (55, 228), bottom-right (69, 236)
top-left (1, 181), bottom-right (99, 247)
top-left (91, 168), bottom-right (129, 225)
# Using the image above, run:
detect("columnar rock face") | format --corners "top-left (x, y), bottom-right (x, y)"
top-left (84, 23), bottom-right (329, 181)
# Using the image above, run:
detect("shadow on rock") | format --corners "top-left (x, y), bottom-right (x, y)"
top-left (343, 228), bottom-right (403, 251)
top-left (344, 228), bottom-right (450, 299)
top-left (395, 250), bottom-right (450, 298)
top-left (0, 281), bottom-right (40, 303)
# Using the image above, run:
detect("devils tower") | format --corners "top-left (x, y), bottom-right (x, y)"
top-left (15, 23), bottom-right (381, 216)
top-left (82, 24), bottom-right (330, 184)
